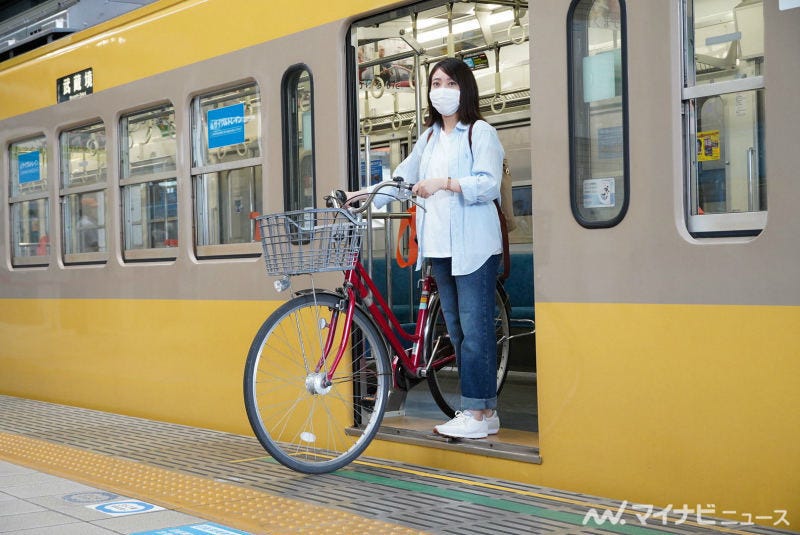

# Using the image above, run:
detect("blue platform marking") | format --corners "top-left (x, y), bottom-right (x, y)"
top-left (133, 523), bottom-right (252, 535)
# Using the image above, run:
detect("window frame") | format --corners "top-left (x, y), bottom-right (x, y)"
top-left (566, 0), bottom-right (630, 229)
top-left (119, 102), bottom-right (179, 261)
top-left (8, 134), bottom-right (50, 267)
top-left (681, 0), bottom-right (766, 238)
top-left (59, 120), bottom-right (108, 265)
top-left (281, 64), bottom-right (317, 212)
top-left (191, 81), bottom-right (263, 258)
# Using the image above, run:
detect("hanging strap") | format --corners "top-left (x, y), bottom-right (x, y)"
top-left (395, 205), bottom-right (418, 268)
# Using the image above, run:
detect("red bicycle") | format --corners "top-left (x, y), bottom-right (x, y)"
top-left (243, 179), bottom-right (511, 473)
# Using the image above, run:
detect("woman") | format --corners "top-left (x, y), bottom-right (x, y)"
top-left (364, 57), bottom-right (505, 438)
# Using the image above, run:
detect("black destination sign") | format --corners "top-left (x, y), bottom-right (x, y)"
top-left (57, 68), bottom-right (94, 103)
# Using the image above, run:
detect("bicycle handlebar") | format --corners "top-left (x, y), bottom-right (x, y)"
top-left (325, 177), bottom-right (414, 214)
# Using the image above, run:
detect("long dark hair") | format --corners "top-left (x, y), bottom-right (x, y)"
top-left (425, 57), bottom-right (483, 128)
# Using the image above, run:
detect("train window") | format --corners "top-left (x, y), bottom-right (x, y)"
top-left (682, 0), bottom-right (766, 237)
top-left (60, 121), bottom-right (107, 263)
top-left (9, 135), bottom-right (49, 266)
top-left (120, 104), bottom-right (178, 260)
top-left (282, 66), bottom-right (316, 211)
top-left (567, 0), bottom-right (629, 228)
top-left (192, 83), bottom-right (262, 257)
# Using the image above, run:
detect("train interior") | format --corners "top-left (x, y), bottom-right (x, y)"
top-left (350, 1), bottom-right (539, 457)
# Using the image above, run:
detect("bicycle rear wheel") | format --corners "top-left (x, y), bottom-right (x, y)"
top-left (244, 292), bottom-right (390, 473)
top-left (424, 282), bottom-right (511, 418)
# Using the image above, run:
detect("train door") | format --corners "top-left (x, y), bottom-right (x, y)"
top-left (349, 1), bottom-right (537, 446)
top-left (686, 0), bottom-right (766, 235)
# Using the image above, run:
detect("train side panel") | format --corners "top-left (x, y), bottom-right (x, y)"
top-left (0, 0), bottom-right (397, 121)
top-left (0, 15), bottom-right (359, 431)
top-left (531, 0), bottom-right (800, 520)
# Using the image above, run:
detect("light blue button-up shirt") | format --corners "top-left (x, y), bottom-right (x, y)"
top-left (376, 120), bottom-right (504, 276)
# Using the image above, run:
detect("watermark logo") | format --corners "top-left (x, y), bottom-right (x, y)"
top-left (583, 501), bottom-right (628, 525)
top-left (583, 501), bottom-right (790, 528)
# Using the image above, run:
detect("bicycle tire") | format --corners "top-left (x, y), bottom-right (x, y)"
top-left (424, 282), bottom-right (511, 418)
top-left (243, 291), bottom-right (390, 473)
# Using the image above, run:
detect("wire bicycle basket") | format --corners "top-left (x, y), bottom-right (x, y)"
top-left (257, 208), bottom-right (366, 276)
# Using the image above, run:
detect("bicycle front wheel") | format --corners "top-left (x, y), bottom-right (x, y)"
top-left (425, 282), bottom-right (511, 418)
top-left (243, 292), bottom-right (390, 473)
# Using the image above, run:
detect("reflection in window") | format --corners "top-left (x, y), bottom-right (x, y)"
top-left (568, 0), bottom-right (628, 228)
top-left (11, 199), bottom-right (50, 260)
top-left (61, 122), bottom-right (107, 258)
top-left (123, 180), bottom-right (177, 250)
top-left (192, 83), bottom-right (262, 252)
top-left (120, 104), bottom-right (178, 258)
top-left (63, 192), bottom-right (105, 254)
top-left (282, 66), bottom-right (315, 211)
top-left (683, 0), bottom-right (765, 237)
top-left (509, 185), bottom-right (533, 245)
top-left (9, 136), bottom-right (49, 264)
top-left (194, 168), bottom-right (262, 246)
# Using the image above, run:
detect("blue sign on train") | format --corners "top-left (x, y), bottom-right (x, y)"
top-left (360, 159), bottom-right (383, 185)
top-left (207, 103), bottom-right (246, 149)
top-left (18, 151), bottom-right (41, 184)
top-left (133, 522), bottom-right (252, 535)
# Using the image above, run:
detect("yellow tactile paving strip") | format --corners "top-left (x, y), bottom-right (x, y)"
top-left (0, 432), bottom-right (421, 534)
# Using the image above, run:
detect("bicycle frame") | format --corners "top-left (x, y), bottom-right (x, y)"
top-left (318, 252), bottom-right (450, 386)
top-left (244, 184), bottom-right (514, 473)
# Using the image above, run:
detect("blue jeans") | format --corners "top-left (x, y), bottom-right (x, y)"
top-left (430, 254), bottom-right (500, 411)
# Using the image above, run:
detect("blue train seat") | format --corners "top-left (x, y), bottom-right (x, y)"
top-left (367, 252), bottom-right (534, 322)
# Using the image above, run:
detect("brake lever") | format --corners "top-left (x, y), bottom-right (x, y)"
top-left (324, 189), bottom-right (348, 208)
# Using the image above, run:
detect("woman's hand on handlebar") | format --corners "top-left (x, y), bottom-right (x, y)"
top-left (412, 177), bottom-right (451, 199)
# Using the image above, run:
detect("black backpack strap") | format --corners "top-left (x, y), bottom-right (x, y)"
top-left (494, 199), bottom-right (510, 281)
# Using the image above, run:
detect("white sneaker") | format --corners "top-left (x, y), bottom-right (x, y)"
top-left (434, 411), bottom-right (489, 439)
top-left (486, 410), bottom-right (500, 435)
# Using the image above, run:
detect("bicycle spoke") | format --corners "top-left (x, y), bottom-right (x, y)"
top-left (244, 293), bottom-right (389, 473)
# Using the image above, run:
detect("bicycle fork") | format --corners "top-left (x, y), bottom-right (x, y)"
top-left (308, 290), bottom-right (357, 391)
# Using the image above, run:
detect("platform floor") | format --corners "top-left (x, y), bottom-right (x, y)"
top-left (0, 394), bottom-right (794, 535)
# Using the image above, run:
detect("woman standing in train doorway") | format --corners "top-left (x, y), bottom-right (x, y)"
top-left (373, 57), bottom-right (505, 438)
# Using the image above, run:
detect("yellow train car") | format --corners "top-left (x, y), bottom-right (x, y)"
top-left (1, 0), bottom-right (798, 529)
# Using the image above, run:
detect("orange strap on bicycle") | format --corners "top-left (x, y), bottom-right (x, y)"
top-left (395, 205), bottom-right (418, 268)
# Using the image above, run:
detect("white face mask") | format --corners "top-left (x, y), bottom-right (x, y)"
top-left (429, 88), bottom-right (461, 117)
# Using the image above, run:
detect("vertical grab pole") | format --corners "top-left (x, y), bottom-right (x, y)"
top-left (363, 135), bottom-right (374, 277)
top-left (747, 146), bottom-right (757, 211)
top-left (446, 3), bottom-right (454, 58)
